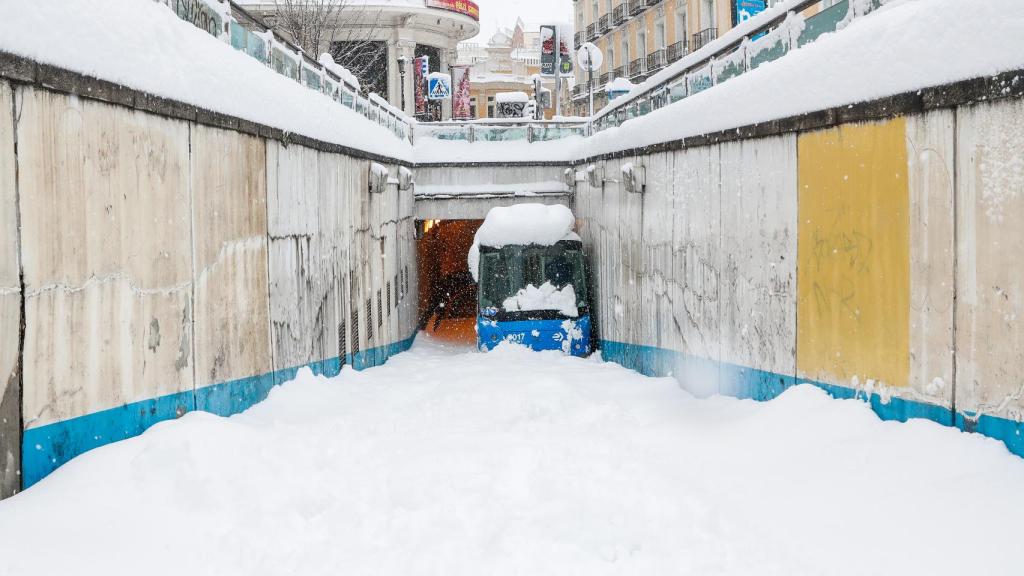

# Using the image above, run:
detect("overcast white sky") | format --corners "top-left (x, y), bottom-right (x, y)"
top-left (467, 0), bottom-right (574, 44)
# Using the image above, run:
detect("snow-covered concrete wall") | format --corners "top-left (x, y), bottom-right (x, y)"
top-left (0, 81), bottom-right (20, 499)
top-left (413, 165), bottom-right (574, 220)
top-left (579, 98), bottom-right (1024, 458)
top-left (0, 83), bottom-right (417, 495)
top-left (17, 88), bottom-right (196, 487)
top-left (955, 99), bottom-right (1024, 446)
top-left (190, 125), bottom-right (274, 414)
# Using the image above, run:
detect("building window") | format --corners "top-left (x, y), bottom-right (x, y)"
top-left (701, 0), bottom-right (715, 30)
top-left (621, 35), bottom-right (630, 65)
top-left (470, 96), bottom-right (478, 118)
top-left (607, 46), bottom-right (615, 73)
top-left (655, 19), bottom-right (666, 49)
top-left (487, 95), bottom-right (495, 118)
top-left (605, 0), bottom-right (613, 14)
top-left (592, 0), bottom-right (599, 22)
top-left (637, 29), bottom-right (647, 57)
top-left (675, 8), bottom-right (688, 46)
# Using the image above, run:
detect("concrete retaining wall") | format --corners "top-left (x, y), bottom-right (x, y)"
top-left (578, 98), bottom-right (1024, 457)
top-left (0, 81), bottom-right (20, 498)
top-left (0, 85), bottom-right (417, 494)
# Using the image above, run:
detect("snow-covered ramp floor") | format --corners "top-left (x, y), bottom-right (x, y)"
top-left (1, 337), bottom-right (1023, 575)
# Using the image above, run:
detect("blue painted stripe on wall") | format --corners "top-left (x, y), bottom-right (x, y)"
top-left (600, 339), bottom-right (1020, 458)
top-left (22, 332), bottom-right (418, 489)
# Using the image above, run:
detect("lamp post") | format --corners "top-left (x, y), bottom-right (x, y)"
top-left (397, 56), bottom-right (408, 115)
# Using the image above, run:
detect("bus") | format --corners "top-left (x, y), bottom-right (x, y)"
top-left (475, 237), bottom-right (592, 357)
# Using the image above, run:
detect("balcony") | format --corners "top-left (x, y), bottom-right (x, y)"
top-left (628, 57), bottom-right (648, 80)
top-left (586, 22), bottom-right (598, 41)
top-left (666, 40), bottom-right (687, 63)
top-left (599, 72), bottom-right (610, 86)
top-left (572, 84), bottom-right (586, 100)
top-left (692, 27), bottom-right (717, 51)
top-left (574, 31), bottom-right (584, 48)
top-left (598, 14), bottom-right (611, 34)
top-left (612, 3), bottom-right (628, 26)
top-left (613, 65), bottom-right (628, 81)
top-left (646, 49), bottom-right (667, 72)
top-left (628, 0), bottom-right (645, 17)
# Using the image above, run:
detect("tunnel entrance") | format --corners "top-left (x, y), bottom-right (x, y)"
top-left (416, 219), bottom-right (483, 345)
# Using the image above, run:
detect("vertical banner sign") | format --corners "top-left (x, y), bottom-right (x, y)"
top-left (414, 56), bottom-right (429, 115)
top-left (735, 0), bottom-right (766, 24)
top-left (451, 65), bottom-right (473, 119)
top-left (540, 25), bottom-right (557, 77)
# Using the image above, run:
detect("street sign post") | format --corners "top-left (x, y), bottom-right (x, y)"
top-left (427, 72), bottom-right (452, 100)
top-left (576, 42), bottom-right (603, 117)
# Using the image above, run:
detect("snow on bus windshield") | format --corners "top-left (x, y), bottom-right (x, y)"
top-left (478, 243), bottom-right (588, 313)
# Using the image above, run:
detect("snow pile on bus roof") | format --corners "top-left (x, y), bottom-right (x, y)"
top-left (468, 204), bottom-right (578, 282)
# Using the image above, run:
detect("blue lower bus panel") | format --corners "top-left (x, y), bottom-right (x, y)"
top-left (477, 315), bottom-right (592, 357)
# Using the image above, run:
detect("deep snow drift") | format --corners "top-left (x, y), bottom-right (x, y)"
top-left (1, 337), bottom-right (1023, 575)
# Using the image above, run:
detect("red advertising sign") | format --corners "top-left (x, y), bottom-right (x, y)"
top-left (425, 0), bottom-right (480, 21)
top-left (414, 56), bottom-right (428, 116)
top-left (451, 65), bottom-right (472, 119)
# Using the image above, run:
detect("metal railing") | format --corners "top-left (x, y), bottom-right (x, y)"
top-left (598, 14), bottom-right (611, 34)
top-left (161, 0), bottom-right (412, 142)
top-left (647, 49), bottom-right (667, 72)
top-left (612, 3), bottom-right (628, 25)
top-left (628, 0), bottom-right (646, 16)
top-left (613, 65), bottom-right (628, 80)
top-left (414, 121), bottom-right (590, 144)
top-left (590, 0), bottom-right (881, 135)
top-left (586, 23), bottom-right (598, 41)
top-left (575, 31), bottom-right (585, 47)
top-left (692, 27), bottom-right (717, 51)
top-left (629, 57), bottom-right (648, 80)
top-left (666, 40), bottom-right (688, 63)
top-left (599, 72), bottom-right (611, 86)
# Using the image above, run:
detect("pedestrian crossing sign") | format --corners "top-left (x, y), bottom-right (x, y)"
top-left (427, 73), bottom-right (452, 100)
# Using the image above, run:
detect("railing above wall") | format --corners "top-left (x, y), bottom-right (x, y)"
top-left (415, 121), bottom-right (590, 143)
top-left (158, 0), bottom-right (414, 142)
top-left (590, 0), bottom-right (881, 135)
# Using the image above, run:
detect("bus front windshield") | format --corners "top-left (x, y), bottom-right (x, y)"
top-left (478, 242), bottom-right (589, 313)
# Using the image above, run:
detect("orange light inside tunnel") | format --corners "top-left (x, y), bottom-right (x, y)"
top-left (417, 219), bottom-right (483, 345)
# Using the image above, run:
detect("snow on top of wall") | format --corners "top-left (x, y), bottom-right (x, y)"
top-left (318, 53), bottom-right (361, 90)
top-left (605, 77), bottom-right (635, 92)
top-left (0, 0), bottom-right (413, 161)
top-left (468, 203), bottom-right (577, 281)
top-left (589, 0), bottom-right (1024, 156)
top-left (496, 91), bottom-right (530, 103)
top-left (413, 138), bottom-right (585, 164)
top-left (415, 181), bottom-right (569, 197)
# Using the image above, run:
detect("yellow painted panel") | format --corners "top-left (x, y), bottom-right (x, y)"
top-left (797, 118), bottom-right (910, 388)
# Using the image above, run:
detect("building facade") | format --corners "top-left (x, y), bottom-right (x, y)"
top-left (239, 1), bottom-right (480, 119)
top-left (455, 22), bottom-right (573, 120)
top-left (571, 0), bottom-right (842, 115)
top-left (571, 0), bottom-right (736, 114)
